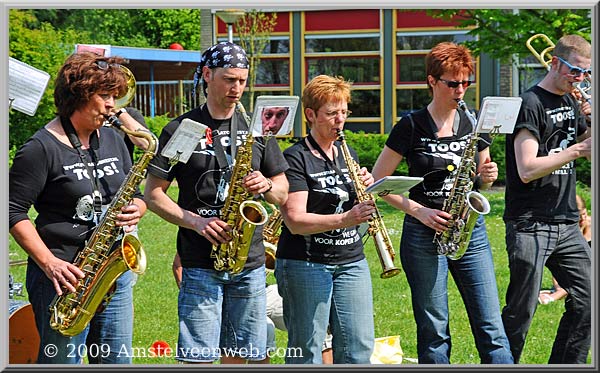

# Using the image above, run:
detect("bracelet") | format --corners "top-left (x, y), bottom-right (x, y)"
top-left (265, 178), bottom-right (273, 193)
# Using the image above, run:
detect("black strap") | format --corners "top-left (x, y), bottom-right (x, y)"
top-left (306, 133), bottom-right (354, 194)
top-left (60, 116), bottom-right (102, 219)
top-left (204, 104), bottom-right (238, 171)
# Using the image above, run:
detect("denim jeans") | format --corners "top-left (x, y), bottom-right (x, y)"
top-left (502, 220), bottom-right (591, 364)
top-left (400, 215), bottom-right (513, 364)
top-left (177, 266), bottom-right (267, 362)
top-left (26, 262), bottom-right (135, 364)
top-left (275, 257), bottom-right (374, 364)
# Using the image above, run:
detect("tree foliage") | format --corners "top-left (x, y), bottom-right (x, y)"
top-left (32, 9), bottom-right (201, 49)
top-left (235, 10), bottom-right (277, 112)
top-left (9, 9), bottom-right (85, 156)
top-left (422, 9), bottom-right (592, 62)
top-left (9, 9), bottom-right (202, 155)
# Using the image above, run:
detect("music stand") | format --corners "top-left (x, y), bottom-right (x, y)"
top-left (365, 176), bottom-right (424, 197)
top-left (160, 118), bottom-right (208, 165)
top-left (475, 96), bottom-right (523, 136)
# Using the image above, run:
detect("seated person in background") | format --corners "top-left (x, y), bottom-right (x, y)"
top-left (539, 194), bottom-right (591, 305)
top-left (266, 284), bottom-right (333, 364)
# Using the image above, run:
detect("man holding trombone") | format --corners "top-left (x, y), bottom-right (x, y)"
top-left (501, 34), bottom-right (591, 364)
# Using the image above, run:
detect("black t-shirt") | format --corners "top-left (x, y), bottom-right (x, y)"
top-left (385, 107), bottom-right (489, 210)
top-left (504, 85), bottom-right (587, 223)
top-left (147, 105), bottom-right (289, 269)
top-left (275, 139), bottom-right (365, 265)
top-left (9, 125), bottom-right (140, 262)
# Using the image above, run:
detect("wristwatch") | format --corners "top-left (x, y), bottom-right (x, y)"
top-left (265, 178), bottom-right (273, 193)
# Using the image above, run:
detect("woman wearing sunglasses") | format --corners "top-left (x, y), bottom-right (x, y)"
top-left (9, 52), bottom-right (148, 364)
top-left (371, 42), bottom-right (512, 364)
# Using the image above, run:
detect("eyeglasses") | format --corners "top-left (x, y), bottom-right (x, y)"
top-left (319, 109), bottom-right (352, 120)
top-left (556, 56), bottom-right (591, 77)
top-left (95, 61), bottom-right (122, 70)
top-left (438, 78), bottom-right (473, 89)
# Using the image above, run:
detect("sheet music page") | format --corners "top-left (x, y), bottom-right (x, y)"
top-left (9, 57), bottom-right (51, 116)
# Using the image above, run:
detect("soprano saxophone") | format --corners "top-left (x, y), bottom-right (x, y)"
top-left (210, 102), bottom-right (269, 274)
top-left (49, 117), bottom-right (158, 336)
top-left (433, 99), bottom-right (491, 260)
top-left (337, 129), bottom-right (401, 279)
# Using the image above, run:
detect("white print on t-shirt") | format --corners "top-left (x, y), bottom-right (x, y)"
top-left (548, 125), bottom-right (577, 176)
top-left (546, 105), bottom-right (576, 124)
top-left (63, 158), bottom-right (121, 181)
top-left (421, 137), bottom-right (468, 198)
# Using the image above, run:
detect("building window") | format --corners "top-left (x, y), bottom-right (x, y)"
top-left (304, 32), bottom-right (382, 133)
top-left (305, 33), bottom-right (380, 53)
top-left (395, 30), bottom-right (478, 120)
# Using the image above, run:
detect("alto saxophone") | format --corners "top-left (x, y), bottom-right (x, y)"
top-left (210, 102), bottom-right (269, 274)
top-left (433, 99), bottom-right (491, 260)
top-left (49, 117), bottom-right (159, 336)
top-left (262, 202), bottom-right (282, 272)
top-left (337, 129), bottom-right (401, 279)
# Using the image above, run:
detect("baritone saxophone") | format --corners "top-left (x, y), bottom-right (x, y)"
top-left (49, 67), bottom-right (159, 336)
top-left (337, 129), bottom-right (401, 279)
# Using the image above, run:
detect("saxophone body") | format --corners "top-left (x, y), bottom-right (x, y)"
top-left (262, 203), bottom-right (282, 272)
top-left (211, 102), bottom-right (268, 274)
top-left (49, 119), bottom-right (159, 336)
top-left (433, 100), bottom-right (491, 260)
top-left (337, 129), bottom-right (401, 279)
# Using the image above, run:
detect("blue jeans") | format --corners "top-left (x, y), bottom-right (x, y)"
top-left (274, 257), bottom-right (374, 364)
top-left (400, 215), bottom-right (513, 364)
top-left (502, 220), bottom-right (591, 364)
top-left (177, 266), bottom-right (267, 362)
top-left (26, 262), bottom-right (135, 364)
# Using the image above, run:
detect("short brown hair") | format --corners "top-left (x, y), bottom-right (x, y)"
top-left (302, 75), bottom-right (352, 127)
top-left (54, 52), bottom-right (128, 118)
top-left (553, 34), bottom-right (591, 61)
top-left (425, 42), bottom-right (474, 91)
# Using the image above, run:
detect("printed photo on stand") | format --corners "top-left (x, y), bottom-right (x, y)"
top-left (251, 95), bottom-right (299, 137)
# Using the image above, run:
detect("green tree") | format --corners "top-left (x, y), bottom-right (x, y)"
top-left (9, 9), bottom-right (85, 158)
top-left (235, 10), bottom-right (277, 112)
top-left (421, 9), bottom-right (591, 62)
top-left (32, 9), bottom-right (201, 49)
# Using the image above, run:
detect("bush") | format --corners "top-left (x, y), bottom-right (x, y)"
top-left (274, 133), bottom-right (591, 188)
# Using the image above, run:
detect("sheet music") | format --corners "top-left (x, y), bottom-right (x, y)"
top-left (9, 57), bottom-right (51, 116)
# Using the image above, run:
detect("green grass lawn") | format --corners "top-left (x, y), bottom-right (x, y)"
top-left (8, 186), bottom-right (591, 365)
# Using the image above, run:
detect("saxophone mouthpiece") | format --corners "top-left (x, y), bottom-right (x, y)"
top-left (105, 114), bottom-right (123, 128)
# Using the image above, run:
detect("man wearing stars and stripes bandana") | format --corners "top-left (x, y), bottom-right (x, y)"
top-left (145, 41), bottom-right (289, 364)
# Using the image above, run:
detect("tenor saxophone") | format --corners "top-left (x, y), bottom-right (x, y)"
top-left (433, 99), bottom-right (491, 260)
top-left (49, 117), bottom-right (158, 336)
top-left (210, 102), bottom-right (269, 274)
top-left (337, 129), bottom-right (401, 279)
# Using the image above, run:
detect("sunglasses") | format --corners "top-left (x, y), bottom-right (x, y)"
top-left (438, 78), bottom-right (473, 88)
top-left (556, 56), bottom-right (591, 77)
top-left (95, 61), bottom-right (122, 70)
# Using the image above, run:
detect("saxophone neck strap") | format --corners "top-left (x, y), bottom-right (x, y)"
top-left (306, 133), bottom-right (354, 195)
top-left (203, 103), bottom-right (238, 171)
top-left (60, 116), bottom-right (102, 218)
